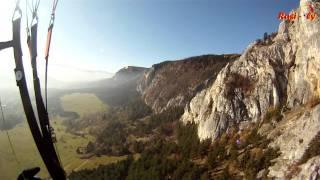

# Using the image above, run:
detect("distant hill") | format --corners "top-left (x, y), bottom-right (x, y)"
top-left (78, 66), bottom-right (149, 106)
top-left (138, 54), bottom-right (240, 113)
top-left (87, 66), bottom-right (149, 89)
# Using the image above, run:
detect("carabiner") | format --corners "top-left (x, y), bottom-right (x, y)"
top-left (12, 7), bottom-right (22, 21)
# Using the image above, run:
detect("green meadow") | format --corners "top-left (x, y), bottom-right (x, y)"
top-left (60, 93), bottom-right (108, 118)
top-left (0, 93), bottom-right (125, 180)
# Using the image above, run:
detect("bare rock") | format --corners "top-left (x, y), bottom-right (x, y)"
top-left (268, 104), bottom-right (320, 178)
top-left (138, 54), bottom-right (239, 113)
top-left (181, 33), bottom-right (292, 140)
top-left (181, 0), bottom-right (320, 143)
top-left (293, 156), bottom-right (320, 180)
top-left (257, 169), bottom-right (266, 179)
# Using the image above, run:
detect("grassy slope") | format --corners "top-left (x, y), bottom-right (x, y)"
top-left (0, 93), bottom-right (124, 180)
top-left (60, 93), bottom-right (108, 118)
top-left (0, 122), bottom-right (48, 180)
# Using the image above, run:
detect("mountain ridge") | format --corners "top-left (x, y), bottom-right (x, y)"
top-left (58, 1), bottom-right (320, 178)
top-left (138, 54), bottom-right (240, 113)
top-left (180, 0), bottom-right (320, 178)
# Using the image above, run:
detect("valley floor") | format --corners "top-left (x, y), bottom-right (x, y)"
top-left (0, 93), bottom-right (124, 179)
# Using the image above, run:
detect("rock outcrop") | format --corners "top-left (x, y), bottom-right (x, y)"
top-left (286, 0), bottom-right (320, 107)
top-left (267, 104), bottom-right (320, 178)
top-left (138, 54), bottom-right (240, 113)
top-left (113, 66), bottom-right (149, 83)
top-left (180, 0), bottom-right (320, 178)
top-left (294, 156), bottom-right (320, 180)
top-left (182, 0), bottom-right (320, 140)
top-left (89, 66), bottom-right (149, 106)
top-left (181, 30), bottom-right (292, 140)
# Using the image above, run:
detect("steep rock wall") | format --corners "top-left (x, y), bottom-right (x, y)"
top-left (181, 0), bottom-right (320, 141)
top-left (138, 55), bottom-right (239, 113)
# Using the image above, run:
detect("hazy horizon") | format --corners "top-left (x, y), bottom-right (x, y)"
top-left (0, 0), bottom-right (298, 87)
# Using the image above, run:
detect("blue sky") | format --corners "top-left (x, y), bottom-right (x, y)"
top-left (54, 0), bottom-right (298, 72)
top-left (0, 0), bottom-right (299, 82)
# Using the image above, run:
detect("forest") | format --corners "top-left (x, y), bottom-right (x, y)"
top-left (69, 105), bottom-right (281, 179)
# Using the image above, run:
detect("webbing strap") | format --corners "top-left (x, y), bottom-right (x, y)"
top-left (0, 41), bottom-right (13, 51)
top-left (27, 5), bottom-right (63, 175)
top-left (0, 1), bottom-right (65, 180)
top-left (10, 1), bottom-right (65, 179)
top-left (12, 17), bottom-right (65, 180)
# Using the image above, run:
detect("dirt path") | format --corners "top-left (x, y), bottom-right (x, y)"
top-left (74, 159), bottom-right (89, 171)
top-left (63, 162), bottom-right (73, 171)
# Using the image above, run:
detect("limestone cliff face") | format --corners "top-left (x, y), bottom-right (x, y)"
top-left (113, 66), bottom-right (149, 82)
top-left (286, 0), bottom-right (320, 107)
top-left (294, 156), bottom-right (320, 180)
top-left (267, 104), bottom-right (320, 178)
top-left (89, 66), bottom-right (149, 106)
top-left (138, 55), bottom-right (240, 113)
top-left (182, 0), bottom-right (320, 141)
top-left (180, 0), bottom-right (320, 178)
top-left (181, 29), bottom-right (293, 140)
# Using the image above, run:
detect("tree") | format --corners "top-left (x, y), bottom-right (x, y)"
top-left (263, 32), bottom-right (268, 41)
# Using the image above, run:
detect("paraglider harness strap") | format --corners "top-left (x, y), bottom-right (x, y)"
top-left (0, 41), bottom-right (13, 51)
top-left (14, 68), bottom-right (24, 86)
top-left (0, 1), bottom-right (22, 52)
